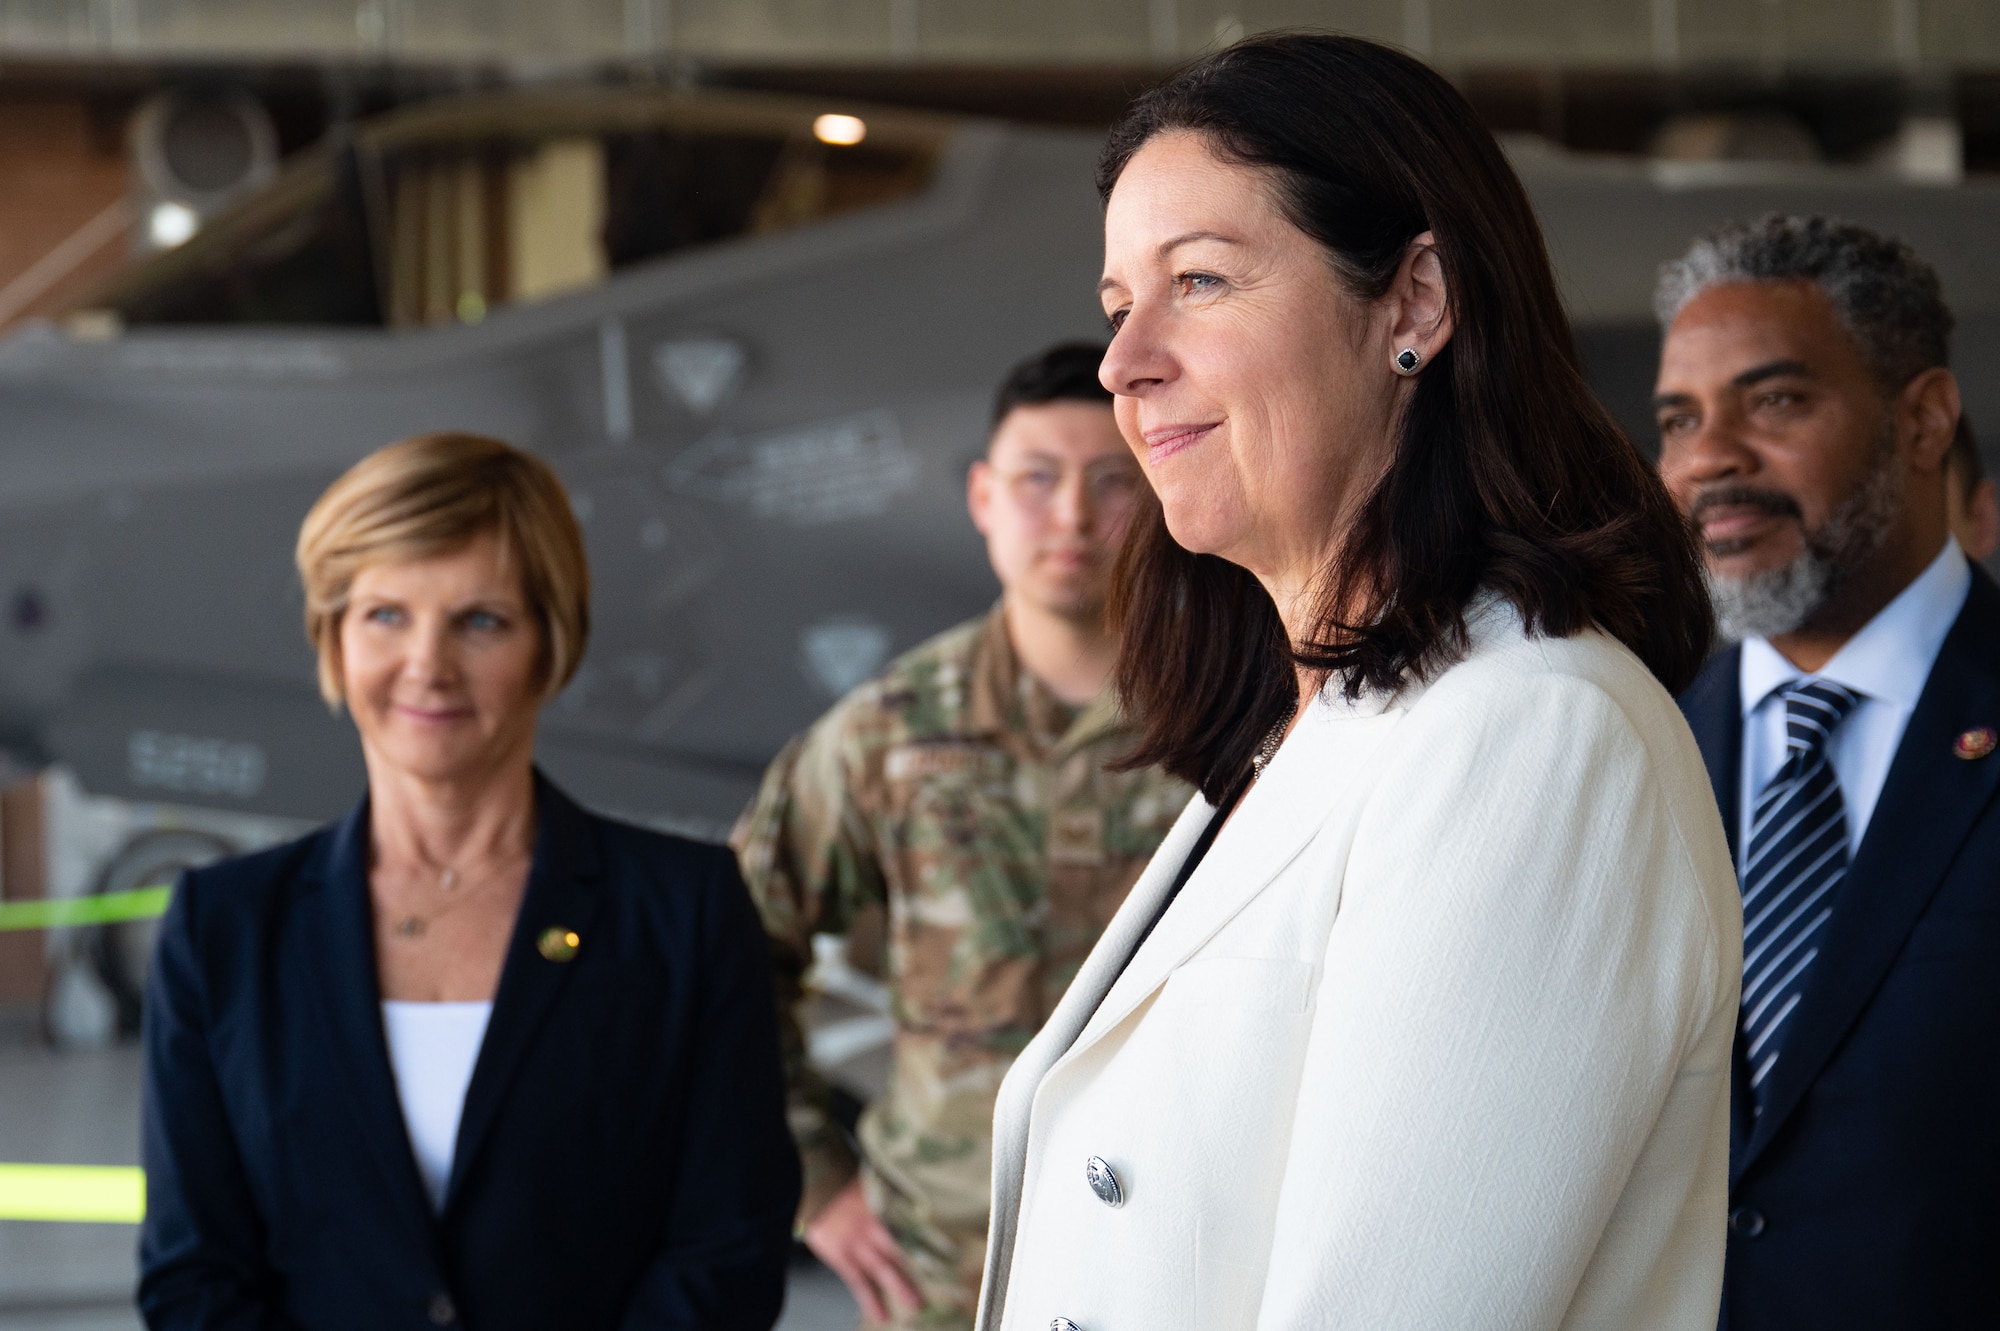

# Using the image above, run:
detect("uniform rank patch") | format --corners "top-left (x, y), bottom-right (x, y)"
top-left (1047, 808), bottom-right (1106, 865)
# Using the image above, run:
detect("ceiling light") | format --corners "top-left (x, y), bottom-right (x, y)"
top-left (147, 201), bottom-right (199, 249)
top-left (813, 114), bottom-right (867, 146)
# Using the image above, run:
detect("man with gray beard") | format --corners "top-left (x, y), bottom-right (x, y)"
top-left (1655, 214), bottom-right (2000, 1330)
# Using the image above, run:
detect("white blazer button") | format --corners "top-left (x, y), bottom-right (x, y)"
top-left (1051, 1320), bottom-right (1082, 1331)
top-left (1084, 1155), bottom-right (1124, 1207)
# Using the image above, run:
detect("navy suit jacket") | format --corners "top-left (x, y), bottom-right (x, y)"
top-left (1679, 568), bottom-right (2000, 1329)
top-left (138, 774), bottom-right (800, 1331)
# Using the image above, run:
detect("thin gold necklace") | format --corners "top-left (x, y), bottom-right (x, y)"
top-left (383, 860), bottom-right (519, 940)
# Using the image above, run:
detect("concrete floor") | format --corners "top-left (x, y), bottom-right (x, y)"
top-left (0, 1036), bottom-right (858, 1330)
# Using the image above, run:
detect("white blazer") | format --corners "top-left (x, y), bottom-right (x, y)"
top-left (977, 604), bottom-right (1741, 1331)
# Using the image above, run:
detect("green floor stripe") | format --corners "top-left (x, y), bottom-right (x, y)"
top-left (0, 1164), bottom-right (145, 1223)
top-left (0, 885), bottom-right (171, 932)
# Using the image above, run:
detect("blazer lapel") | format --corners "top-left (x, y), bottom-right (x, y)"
top-left (445, 774), bottom-right (603, 1209)
top-left (977, 786), bottom-right (1216, 1331)
top-left (297, 799), bottom-right (441, 1236)
top-left (1013, 792), bottom-right (1214, 1094)
top-left (1736, 574), bottom-right (2000, 1177)
top-left (1064, 697), bottom-right (1403, 1061)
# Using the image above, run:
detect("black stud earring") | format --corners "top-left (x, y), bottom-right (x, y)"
top-left (1394, 348), bottom-right (1422, 375)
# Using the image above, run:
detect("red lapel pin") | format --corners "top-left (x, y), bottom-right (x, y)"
top-left (1953, 727), bottom-right (1996, 761)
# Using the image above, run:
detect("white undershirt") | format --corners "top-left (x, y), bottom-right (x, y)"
top-left (381, 1000), bottom-right (493, 1212)
top-left (1736, 537), bottom-right (1970, 868)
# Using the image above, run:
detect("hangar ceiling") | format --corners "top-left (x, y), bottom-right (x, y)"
top-left (0, 0), bottom-right (1996, 73)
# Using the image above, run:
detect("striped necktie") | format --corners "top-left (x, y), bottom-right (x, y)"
top-left (1740, 679), bottom-right (1862, 1114)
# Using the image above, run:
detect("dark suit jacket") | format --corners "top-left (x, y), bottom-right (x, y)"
top-left (1679, 567), bottom-right (2000, 1329)
top-left (139, 774), bottom-right (800, 1331)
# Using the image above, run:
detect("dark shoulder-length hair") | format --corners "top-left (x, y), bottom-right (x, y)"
top-left (1103, 33), bottom-right (1712, 803)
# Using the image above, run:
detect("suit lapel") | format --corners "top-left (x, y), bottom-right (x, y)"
top-left (297, 799), bottom-right (440, 1236)
top-left (445, 774), bottom-right (603, 1209)
top-left (1679, 646), bottom-right (1744, 867)
top-left (1062, 698), bottom-right (1402, 1062)
top-left (1676, 647), bottom-right (1757, 1157)
top-left (1736, 573), bottom-right (2000, 1177)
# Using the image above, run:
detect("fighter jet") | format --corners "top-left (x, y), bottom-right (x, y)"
top-left (0, 88), bottom-right (1117, 842)
top-left (3, 85), bottom-right (1997, 1040)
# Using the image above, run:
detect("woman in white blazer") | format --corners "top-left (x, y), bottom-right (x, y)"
top-left (976, 34), bottom-right (1741, 1331)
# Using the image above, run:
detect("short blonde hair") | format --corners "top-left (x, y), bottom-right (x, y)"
top-left (296, 433), bottom-right (590, 708)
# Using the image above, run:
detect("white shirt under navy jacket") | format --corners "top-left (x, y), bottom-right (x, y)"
top-left (1737, 538), bottom-right (1972, 863)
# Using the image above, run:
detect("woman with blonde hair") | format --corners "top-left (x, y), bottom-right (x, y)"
top-left (139, 433), bottom-right (798, 1330)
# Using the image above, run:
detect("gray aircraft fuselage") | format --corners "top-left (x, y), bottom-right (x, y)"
top-left (3, 101), bottom-right (1997, 838)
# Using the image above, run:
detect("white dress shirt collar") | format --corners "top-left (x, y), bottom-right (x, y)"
top-left (1739, 537), bottom-right (1970, 719)
top-left (1733, 537), bottom-right (1971, 861)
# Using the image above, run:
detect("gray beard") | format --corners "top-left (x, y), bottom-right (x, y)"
top-left (1706, 448), bottom-right (1904, 643)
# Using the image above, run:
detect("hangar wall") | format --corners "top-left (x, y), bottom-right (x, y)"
top-left (0, 0), bottom-right (1997, 71)
top-left (0, 93), bottom-right (127, 326)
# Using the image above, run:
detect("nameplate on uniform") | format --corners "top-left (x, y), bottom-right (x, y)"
top-left (885, 741), bottom-right (995, 783)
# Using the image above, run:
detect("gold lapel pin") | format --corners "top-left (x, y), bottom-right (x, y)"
top-left (1953, 727), bottom-right (1997, 761)
top-left (537, 927), bottom-right (581, 962)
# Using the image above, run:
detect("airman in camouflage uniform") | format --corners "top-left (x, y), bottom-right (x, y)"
top-left (734, 605), bottom-right (1187, 1328)
top-left (733, 342), bottom-right (1190, 1329)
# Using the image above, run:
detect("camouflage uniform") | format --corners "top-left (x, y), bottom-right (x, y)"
top-left (733, 604), bottom-right (1190, 1329)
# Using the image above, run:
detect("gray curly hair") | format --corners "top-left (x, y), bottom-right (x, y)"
top-left (1654, 214), bottom-right (1953, 390)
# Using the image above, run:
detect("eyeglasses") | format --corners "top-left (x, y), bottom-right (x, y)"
top-left (995, 464), bottom-right (1144, 513)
